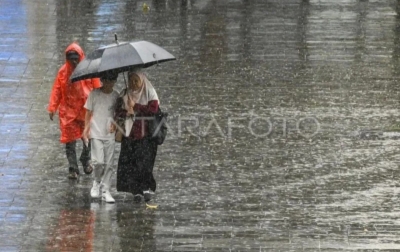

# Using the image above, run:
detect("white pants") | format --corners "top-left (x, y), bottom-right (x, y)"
top-left (91, 138), bottom-right (115, 190)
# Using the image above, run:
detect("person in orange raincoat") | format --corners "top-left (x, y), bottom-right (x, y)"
top-left (48, 42), bottom-right (101, 179)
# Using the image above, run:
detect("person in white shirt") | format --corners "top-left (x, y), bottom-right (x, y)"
top-left (83, 71), bottom-right (119, 203)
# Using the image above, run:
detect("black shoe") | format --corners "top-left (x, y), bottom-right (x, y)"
top-left (68, 167), bottom-right (79, 179)
top-left (83, 163), bottom-right (93, 175)
top-left (68, 171), bottom-right (78, 179)
top-left (143, 191), bottom-right (151, 202)
top-left (133, 194), bottom-right (142, 203)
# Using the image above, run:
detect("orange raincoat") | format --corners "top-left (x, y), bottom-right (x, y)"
top-left (48, 43), bottom-right (101, 143)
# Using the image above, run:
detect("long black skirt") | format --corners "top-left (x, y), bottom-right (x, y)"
top-left (116, 137), bottom-right (158, 195)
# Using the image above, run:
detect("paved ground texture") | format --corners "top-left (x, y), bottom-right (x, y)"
top-left (3, 0), bottom-right (400, 251)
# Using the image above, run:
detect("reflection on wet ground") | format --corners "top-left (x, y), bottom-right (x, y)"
top-left (2, 0), bottom-right (400, 251)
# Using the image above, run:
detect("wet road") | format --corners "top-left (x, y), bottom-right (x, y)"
top-left (2, 0), bottom-right (400, 251)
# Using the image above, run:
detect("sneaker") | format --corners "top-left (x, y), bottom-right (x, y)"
top-left (143, 190), bottom-right (151, 202)
top-left (90, 181), bottom-right (101, 198)
top-left (133, 194), bottom-right (142, 203)
top-left (102, 190), bottom-right (115, 203)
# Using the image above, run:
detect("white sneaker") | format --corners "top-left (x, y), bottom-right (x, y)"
top-left (102, 190), bottom-right (115, 203)
top-left (90, 181), bottom-right (101, 198)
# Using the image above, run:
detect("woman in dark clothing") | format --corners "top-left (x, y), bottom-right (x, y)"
top-left (114, 70), bottom-right (159, 203)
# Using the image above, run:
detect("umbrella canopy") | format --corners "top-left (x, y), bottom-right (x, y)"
top-left (70, 40), bottom-right (176, 82)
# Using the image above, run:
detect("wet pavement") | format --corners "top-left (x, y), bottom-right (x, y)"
top-left (2, 0), bottom-right (400, 251)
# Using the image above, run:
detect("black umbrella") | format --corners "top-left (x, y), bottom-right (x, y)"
top-left (70, 35), bottom-right (176, 82)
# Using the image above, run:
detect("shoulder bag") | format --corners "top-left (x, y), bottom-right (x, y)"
top-left (148, 108), bottom-right (168, 145)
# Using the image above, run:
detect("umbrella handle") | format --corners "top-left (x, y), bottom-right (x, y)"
top-left (123, 72), bottom-right (128, 89)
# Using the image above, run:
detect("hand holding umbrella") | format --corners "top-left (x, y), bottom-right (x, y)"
top-left (126, 96), bottom-right (135, 115)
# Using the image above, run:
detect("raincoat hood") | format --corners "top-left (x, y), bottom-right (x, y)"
top-left (63, 43), bottom-right (85, 80)
top-left (65, 43), bottom-right (85, 62)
